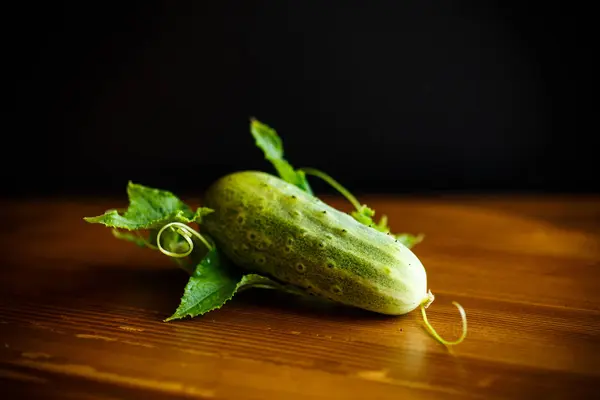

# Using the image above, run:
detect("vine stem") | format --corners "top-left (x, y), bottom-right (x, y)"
top-left (299, 167), bottom-right (362, 211)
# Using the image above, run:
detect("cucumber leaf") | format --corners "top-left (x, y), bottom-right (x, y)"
top-left (165, 247), bottom-right (298, 321)
top-left (250, 118), bottom-right (313, 194)
top-left (84, 181), bottom-right (213, 230)
top-left (165, 247), bottom-right (241, 321)
top-left (84, 181), bottom-right (215, 273)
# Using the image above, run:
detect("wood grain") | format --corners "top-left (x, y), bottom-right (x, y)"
top-left (1, 195), bottom-right (599, 399)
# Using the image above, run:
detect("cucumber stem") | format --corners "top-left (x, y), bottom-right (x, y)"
top-left (299, 167), bottom-right (362, 211)
top-left (110, 228), bottom-right (160, 250)
top-left (156, 222), bottom-right (213, 258)
top-left (419, 290), bottom-right (467, 346)
top-left (136, 231), bottom-right (159, 250)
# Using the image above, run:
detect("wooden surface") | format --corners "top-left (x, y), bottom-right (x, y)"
top-left (1, 195), bottom-right (599, 399)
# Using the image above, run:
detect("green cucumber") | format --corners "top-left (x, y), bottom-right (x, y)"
top-left (202, 170), bottom-right (431, 315)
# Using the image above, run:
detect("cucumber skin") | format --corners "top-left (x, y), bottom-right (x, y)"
top-left (202, 171), bottom-right (428, 315)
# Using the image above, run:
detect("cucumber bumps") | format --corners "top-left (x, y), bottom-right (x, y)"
top-left (202, 170), bottom-right (430, 316)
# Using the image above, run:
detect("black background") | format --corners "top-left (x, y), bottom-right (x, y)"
top-left (5, 1), bottom-right (594, 198)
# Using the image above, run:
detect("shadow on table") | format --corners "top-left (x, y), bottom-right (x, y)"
top-left (0, 262), bottom-right (398, 323)
top-left (233, 288), bottom-right (397, 322)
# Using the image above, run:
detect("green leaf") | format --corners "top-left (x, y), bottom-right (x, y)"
top-left (85, 182), bottom-right (215, 271)
top-left (165, 247), bottom-right (240, 321)
top-left (84, 181), bottom-right (214, 230)
top-left (250, 118), bottom-right (313, 194)
top-left (165, 247), bottom-right (291, 321)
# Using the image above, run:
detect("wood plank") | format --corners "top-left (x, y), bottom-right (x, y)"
top-left (1, 197), bottom-right (599, 399)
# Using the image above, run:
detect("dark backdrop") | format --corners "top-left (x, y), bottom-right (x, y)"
top-left (5, 1), bottom-right (594, 197)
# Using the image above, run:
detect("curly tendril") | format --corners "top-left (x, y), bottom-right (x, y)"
top-left (419, 290), bottom-right (467, 346)
top-left (156, 222), bottom-right (212, 258)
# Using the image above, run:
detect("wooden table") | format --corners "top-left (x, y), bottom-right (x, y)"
top-left (1, 195), bottom-right (599, 399)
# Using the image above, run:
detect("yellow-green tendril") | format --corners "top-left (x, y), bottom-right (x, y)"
top-left (299, 167), bottom-right (362, 211)
top-left (156, 222), bottom-right (212, 258)
top-left (419, 290), bottom-right (467, 346)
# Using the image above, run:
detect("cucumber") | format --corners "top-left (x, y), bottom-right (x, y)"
top-left (202, 170), bottom-right (430, 315)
